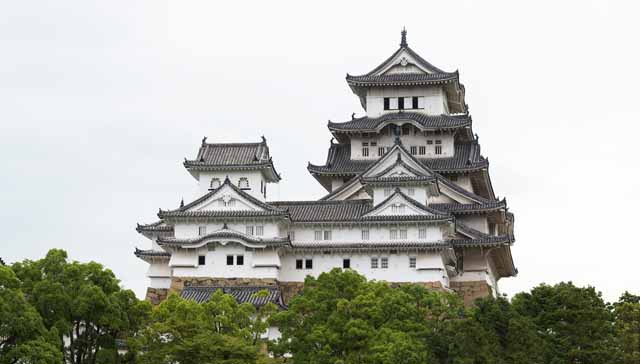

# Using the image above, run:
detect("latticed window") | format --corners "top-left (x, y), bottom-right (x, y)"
top-left (210, 178), bottom-right (221, 189)
top-left (408, 188), bottom-right (415, 196)
top-left (198, 226), bottom-right (207, 236)
top-left (314, 231), bottom-right (322, 240)
top-left (399, 229), bottom-right (407, 239)
top-left (198, 255), bottom-right (206, 265)
top-left (418, 228), bottom-right (427, 239)
top-left (409, 257), bottom-right (417, 268)
top-left (255, 226), bottom-right (264, 236)
top-left (246, 226), bottom-right (254, 235)
top-left (378, 147), bottom-right (385, 156)
top-left (288, 231), bottom-right (295, 241)
top-left (410, 146), bottom-right (417, 155)
top-left (362, 142), bottom-right (369, 157)
top-left (427, 140), bottom-right (433, 145)
top-left (435, 145), bottom-right (442, 155)
top-left (238, 177), bottom-right (250, 189)
top-left (296, 259), bottom-right (303, 269)
top-left (236, 255), bottom-right (244, 265)
top-left (390, 229), bottom-right (398, 239)
top-left (371, 257), bottom-right (379, 269)
top-left (384, 188), bottom-right (392, 197)
top-left (305, 259), bottom-right (313, 269)
top-left (323, 230), bottom-right (332, 240)
top-left (361, 229), bottom-right (370, 240)
top-left (419, 146), bottom-right (426, 155)
top-left (391, 204), bottom-right (405, 214)
top-left (381, 257), bottom-right (389, 269)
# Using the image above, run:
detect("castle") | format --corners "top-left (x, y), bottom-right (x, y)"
top-left (135, 30), bottom-right (516, 308)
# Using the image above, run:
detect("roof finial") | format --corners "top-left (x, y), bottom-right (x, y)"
top-left (400, 27), bottom-right (408, 47)
top-left (180, 198), bottom-right (184, 208)
top-left (202, 136), bottom-right (207, 146)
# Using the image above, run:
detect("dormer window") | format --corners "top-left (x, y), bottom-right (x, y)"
top-left (238, 177), bottom-right (250, 190)
top-left (210, 178), bottom-right (221, 189)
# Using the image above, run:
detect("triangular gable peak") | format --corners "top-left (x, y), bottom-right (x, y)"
top-left (363, 188), bottom-right (448, 218)
top-left (363, 143), bottom-right (433, 179)
top-left (362, 29), bottom-right (446, 78)
top-left (435, 177), bottom-right (489, 205)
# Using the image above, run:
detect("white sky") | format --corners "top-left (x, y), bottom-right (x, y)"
top-left (1, 0), bottom-right (638, 302)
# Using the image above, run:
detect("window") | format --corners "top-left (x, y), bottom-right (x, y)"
top-left (227, 255), bottom-right (234, 265)
top-left (362, 142), bottom-right (369, 157)
top-left (361, 229), bottom-right (370, 240)
top-left (246, 226), bottom-right (254, 235)
top-left (412, 96), bottom-right (419, 109)
top-left (236, 255), bottom-right (244, 266)
top-left (418, 146), bottom-right (426, 155)
top-left (255, 226), bottom-right (264, 236)
top-left (408, 188), bottom-right (415, 196)
top-left (370, 141), bottom-right (377, 147)
top-left (226, 199), bottom-right (236, 207)
top-left (314, 231), bottom-right (322, 240)
top-left (418, 228), bottom-right (427, 239)
top-left (390, 229), bottom-right (398, 239)
top-left (305, 259), bottom-right (313, 269)
top-left (198, 255), bottom-right (206, 265)
top-left (410, 146), bottom-right (417, 155)
top-left (392, 204), bottom-right (405, 214)
top-left (435, 145), bottom-right (442, 155)
top-left (383, 97), bottom-right (390, 110)
top-left (296, 259), bottom-right (303, 269)
top-left (399, 229), bottom-right (407, 239)
top-left (198, 226), bottom-right (207, 236)
top-left (381, 257), bottom-right (389, 269)
top-left (343, 259), bottom-right (351, 269)
top-left (409, 257), bottom-right (417, 268)
top-left (435, 139), bottom-right (442, 144)
top-left (427, 140), bottom-right (433, 145)
top-left (210, 178), bottom-right (221, 189)
top-left (384, 188), bottom-right (392, 197)
top-left (398, 97), bottom-right (405, 110)
top-left (489, 223), bottom-right (496, 235)
top-left (323, 230), bottom-right (332, 240)
top-left (402, 125), bottom-right (411, 135)
top-left (371, 257), bottom-right (379, 269)
top-left (450, 175), bottom-right (458, 182)
top-left (288, 231), bottom-right (295, 240)
top-left (378, 147), bottom-right (385, 156)
top-left (238, 177), bottom-right (250, 189)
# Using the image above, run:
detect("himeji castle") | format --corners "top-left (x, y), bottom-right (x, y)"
top-left (134, 30), bottom-right (516, 309)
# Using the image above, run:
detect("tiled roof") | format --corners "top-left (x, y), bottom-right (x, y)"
top-left (363, 188), bottom-right (452, 222)
top-left (159, 177), bottom-right (288, 219)
top-left (308, 142), bottom-right (487, 176)
top-left (134, 248), bottom-right (170, 259)
top-left (270, 200), bottom-right (371, 222)
top-left (181, 286), bottom-right (286, 308)
top-left (431, 200), bottom-right (506, 214)
top-left (452, 222), bottom-right (513, 247)
top-left (328, 112), bottom-right (471, 132)
top-left (183, 138), bottom-right (280, 181)
top-left (346, 72), bottom-right (459, 87)
top-left (157, 229), bottom-right (291, 248)
top-left (136, 221), bottom-right (174, 233)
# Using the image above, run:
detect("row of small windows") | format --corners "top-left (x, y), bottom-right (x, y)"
top-left (209, 177), bottom-right (250, 189)
top-left (361, 139), bottom-right (442, 157)
top-left (309, 228), bottom-right (428, 241)
top-left (384, 188), bottom-right (415, 197)
top-left (197, 254), bottom-right (244, 266)
top-left (361, 126), bottom-right (448, 138)
top-left (314, 230), bottom-right (332, 240)
top-left (198, 225), bottom-right (264, 236)
top-left (294, 257), bottom-right (417, 270)
top-left (383, 96), bottom-right (425, 111)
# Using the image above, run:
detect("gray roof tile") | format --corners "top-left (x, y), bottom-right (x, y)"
top-left (328, 112), bottom-right (471, 132)
top-left (181, 286), bottom-right (286, 308)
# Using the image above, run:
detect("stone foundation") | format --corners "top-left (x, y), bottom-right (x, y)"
top-left (279, 282), bottom-right (305, 305)
top-left (169, 277), bottom-right (278, 295)
top-left (145, 287), bottom-right (168, 305)
top-left (450, 281), bottom-right (493, 306)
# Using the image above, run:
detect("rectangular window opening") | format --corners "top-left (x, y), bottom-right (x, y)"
top-left (198, 226), bottom-right (207, 236)
top-left (236, 255), bottom-right (244, 266)
top-left (343, 259), bottom-right (351, 269)
top-left (296, 259), bottom-right (303, 270)
top-left (371, 257), bottom-right (379, 269)
top-left (198, 255), bottom-right (206, 265)
top-left (409, 257), bottom-right (417, 268)
top-left (361, 229), bottom-right (370, 240)
top-left (381, 257), bottom-right (389, 269)
top-left (305, 259), bottom-right (313, 269)
top-left (226, 255), bottom-right (234, 265)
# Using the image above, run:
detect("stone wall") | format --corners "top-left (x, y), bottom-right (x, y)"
top-left (169, 277), bottom-right (278, 295)
top-left (279, 282), bottom-right (305, 305)
top-left (145, 287), bottom-right (168, 305)
top-left (450, 281), bottom-right (493, 306)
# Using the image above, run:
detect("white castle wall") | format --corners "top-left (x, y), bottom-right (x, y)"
top-left (289, 224), bottom-right (443, 243)
top-left (350, 134), bottom-right (455, 160)
top-left (365, 86), bottom-right (449, 117)
top-left (197, 170), bottom-right (268, 200)
top-left (173, 222), bottom-right (283, 239)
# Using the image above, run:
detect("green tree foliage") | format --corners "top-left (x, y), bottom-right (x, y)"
top-left (131, 290), bottom-right (276, 364)
top-left (10, 249), bottom-right (151, 364)
top-left (0, 264), bottom-right (62, 364)
top-left (615, 292), bottom-right (640, 364)
top-left (512, 282), bottom-right (619, 364)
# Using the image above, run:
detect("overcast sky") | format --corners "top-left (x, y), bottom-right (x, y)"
top-left (1, 0), bottom-right (638, 302)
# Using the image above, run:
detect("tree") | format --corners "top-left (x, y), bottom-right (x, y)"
top-left (614, 292), bottom-right (640, 364)
top-left (512, 282), bottom-right (619, 364)
top-left (132, 291), bottom-right (272, 364)
top-left (10, 249), bottom-right (151, 364)
top-left (0, 264), bottom-right (62, 364)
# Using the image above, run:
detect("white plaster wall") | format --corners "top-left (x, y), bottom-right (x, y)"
top-left (350, 134), bottom-right (454, 160)
top-left (458, 216), bottom-right (489, 234)
top-left (173, 222), bottom-right (282, 239)
top-left (198, 171), bottom-right (269, 200)
top-left (331, 178), bottom-right (345, 191)
top-left (365, 86), bottom-right (447, 117)
top-left (171, 243), bottom-right (280, 279)
top-left (149, 277), bottom-right (171, 289)
top-left (290, 224), bottom-right (443, 243)
top-left (148, 262), bottom-right (171, 277)
top-left (279, 251), bottom-right (448, 286)
top-left (372, 186), bottom-right (428, 206)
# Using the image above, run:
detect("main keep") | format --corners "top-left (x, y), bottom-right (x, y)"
top-left (135, 30), bottom-right (516, 308)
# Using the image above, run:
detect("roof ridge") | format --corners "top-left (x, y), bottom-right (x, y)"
top-left (269, 199), bottom-right (370, 205)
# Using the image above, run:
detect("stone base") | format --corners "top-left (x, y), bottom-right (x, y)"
top-left (450, 281), bottom-right (493, 306)
top-left (169, 277), bottom-right (278, 295)
top-left (145, 287), bottom-right (168, 305)
top-left (279, 282), bottom-right (305, 305)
